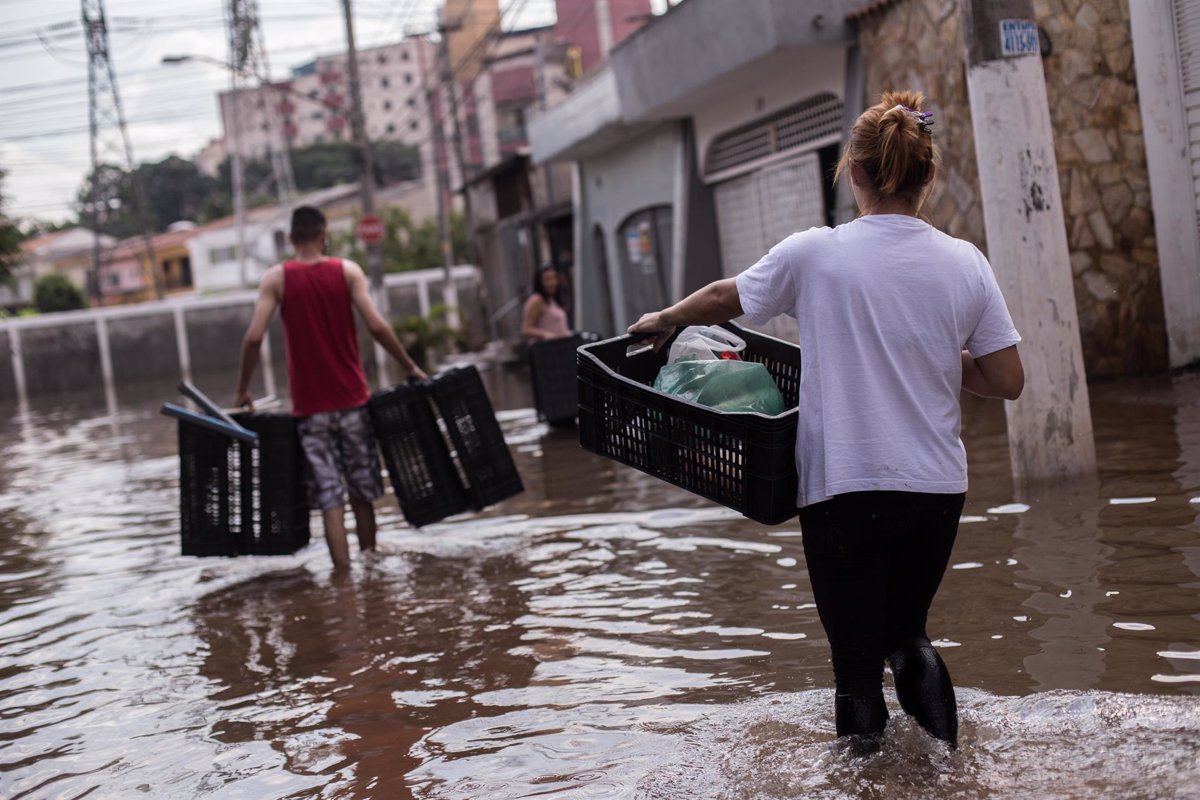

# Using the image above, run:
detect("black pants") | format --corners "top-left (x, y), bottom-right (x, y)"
top-left (798, 490), bottom-right (964, 748)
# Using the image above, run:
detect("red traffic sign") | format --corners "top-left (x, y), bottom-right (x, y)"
top-left (357, 214), bottom-right (384, 245)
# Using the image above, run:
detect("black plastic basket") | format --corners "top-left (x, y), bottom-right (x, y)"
top-left (577, 321), bottom-right (801, 525)
top-left (529, 333), bottom-right (596, 425)
top-left (176, 409), bottom-right (310, 556)
top-left (369, 381), bottom-right (471, 528)
top-left (232, 412), bottom-right (311, 555)
top-left (427, 365), bottom-right (525, 510)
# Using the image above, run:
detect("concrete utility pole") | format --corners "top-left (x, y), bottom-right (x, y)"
top-left (430, 31), bottom-right (461, 330)
top-left (959, 0), bottom-right (1096, 483)
top-left (439, 24), bottom-right (476, 256)
top-left (595, 0), bottom-right (614, 58)
top-left (339, 0), bottom-right (391, 386)
top-left (533, 30), bottom-right (555, 207)
top-left (226, 82), bottom-right (249, 288)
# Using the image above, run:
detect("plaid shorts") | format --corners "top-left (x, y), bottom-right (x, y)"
top-left (296, 406), bottom-right (384, 511)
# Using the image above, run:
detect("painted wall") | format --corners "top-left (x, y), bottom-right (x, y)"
top-left (689, 44), bottom-right (848, 175)
top-left (856, 0), bottom-right (1166, 378)
top-left (575, 124), bottom-right (684, 335)
top-left (554, 0), bottom-right (653, 74)
top-left (0, 267), bottom-right (487, 404)
top-left (186, 215), bottom-right (289, 293)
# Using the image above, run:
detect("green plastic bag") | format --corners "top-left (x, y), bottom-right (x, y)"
top-left (653, 356), bottom-right (786, 415)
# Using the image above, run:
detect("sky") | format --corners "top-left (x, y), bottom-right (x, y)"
top-left (0, 0), bottom-right (617, 225)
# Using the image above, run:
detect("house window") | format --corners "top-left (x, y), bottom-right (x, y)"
top-left (383, 99), bottom-right (392, 111)
top-left (387, 123), bottom-right (396, 134)
top-left (410, 120), bottom-right (418, 131)
top-left (209, 245), bottom-right (239, 263)
top-left (381, 76), bottom-right (390, 89)
top-left (407, 96), bottom-right (417, 108)
top-left (377, 54), bottom-right (387, 64)
top-left (404, 73), bottom-right (413, 85)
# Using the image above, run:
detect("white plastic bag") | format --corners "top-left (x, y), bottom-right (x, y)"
top-left (667, 326), bottom-right (746, 364)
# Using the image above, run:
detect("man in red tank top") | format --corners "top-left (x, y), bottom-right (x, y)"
top-left (234, 206), bottom-right (426, 568)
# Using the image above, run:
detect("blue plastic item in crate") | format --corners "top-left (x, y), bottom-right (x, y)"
top-left (576, 322), bottom-right (801, 525)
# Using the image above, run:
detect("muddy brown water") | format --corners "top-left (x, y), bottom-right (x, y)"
top-left (1, 366), bottom-right (1198, 799)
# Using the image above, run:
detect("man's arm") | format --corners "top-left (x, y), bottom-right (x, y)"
top-left (344, 260), bottom-right (427, 380)
top-left (234, 266), bottom-right (283, 408)
top-left (962, 345), bottom-right (1024, 400)
top-left (627, 278), bottom-right (744, 351)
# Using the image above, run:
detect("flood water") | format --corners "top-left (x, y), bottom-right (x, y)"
top-left (1, 365), bottom-right (1199, 799)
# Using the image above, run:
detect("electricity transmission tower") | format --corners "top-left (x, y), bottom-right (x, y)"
top-left (226, 0), bottom-right (296, 204)
top-left (82, 0), bottom-right (163, 301)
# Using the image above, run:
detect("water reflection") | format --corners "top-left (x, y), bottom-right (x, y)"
top-left (1011, 479), bottom-right (1112, 691)
top-left (0, 370), bottom-right (1199, 799)
top-left (192, 551), bottom-right (537, 799)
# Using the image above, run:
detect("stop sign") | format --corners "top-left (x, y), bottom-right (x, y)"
top-left (357, 214), bottom-right (384, 245)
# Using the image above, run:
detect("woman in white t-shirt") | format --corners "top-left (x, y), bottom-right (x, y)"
top-left (628, 91), bottom-right (1024, 752)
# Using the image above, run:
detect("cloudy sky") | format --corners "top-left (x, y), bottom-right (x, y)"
top-left (0, 0), bottom-right (594, 224)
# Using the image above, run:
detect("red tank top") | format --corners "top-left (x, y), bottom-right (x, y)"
top-left (280, 258), bottom-right (369, 416)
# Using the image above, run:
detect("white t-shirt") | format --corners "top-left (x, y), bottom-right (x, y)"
top-left (734, 214), bottom-right (1021, 508)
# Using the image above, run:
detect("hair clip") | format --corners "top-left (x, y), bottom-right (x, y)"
top-left (896, 104), bottom-right (935, 135)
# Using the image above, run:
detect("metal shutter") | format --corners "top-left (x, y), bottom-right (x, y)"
top-left (713, 172), bottom-right (764, 280)
top-left (1175, 0), bottom-right (1200, 234)
top-left (713, 152), bottom-right (824, 344)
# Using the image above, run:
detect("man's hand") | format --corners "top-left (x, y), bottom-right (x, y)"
top-left (406, 365), bottom-right (429, 382)
top-left (627, 311), bottom-right (676, 352)
top-left (234, 390), bottom-right (255, 411)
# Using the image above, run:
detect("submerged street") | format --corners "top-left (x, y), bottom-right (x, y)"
top-left (1, 366), bottom-right (1198, 798)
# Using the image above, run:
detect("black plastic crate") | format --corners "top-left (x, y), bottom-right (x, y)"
top-left (427, 365), bottom-right (525, 510)
top-left (577, 321), bottom-right (801, 525)
top-left (529, 333), bottom-right (596, 425)
top-left (369, 381), bottom-right (471, 527)
top-left (175, 409), bottom-right (310, 556)
top-left (232, 412), bottom-right (311, 555)
top-left (178, 417), bottom-right (242, 557)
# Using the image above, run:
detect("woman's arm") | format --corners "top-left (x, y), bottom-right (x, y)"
top-left (962, 345), bottom-right (1024, 400)
top-left (627, 278), bottom-right (744, 350)
top-left (521, 295), bottom-right (551, 341)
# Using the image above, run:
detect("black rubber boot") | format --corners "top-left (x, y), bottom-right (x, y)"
top-left (888, 637), bottom-right (958, 748)
top-left (834, 690), bottom-right (888, 754)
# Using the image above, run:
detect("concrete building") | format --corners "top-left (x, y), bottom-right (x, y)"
top-left (18, 228), bottom-right (116, 300)
top-left (531, 0), bottom-right (853, 341)
top-left (467, 1), bottom-right (654, 340)
top-left (184, 179), bottom-right (435, 293)
top-left (211, 38), bottom-right (445, 227)
top-left (532, 0), bottom-right (1199, 377)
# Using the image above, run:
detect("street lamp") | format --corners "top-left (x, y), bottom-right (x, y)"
top-left (162, 53), bottom-right (250, 289)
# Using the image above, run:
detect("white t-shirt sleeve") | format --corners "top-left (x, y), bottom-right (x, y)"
top-left (734, 235), bottom-right (798, 325)
top-left (965, 251), bottom-right (1022, 357)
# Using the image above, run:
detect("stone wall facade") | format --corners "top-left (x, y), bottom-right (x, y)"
top-left (855, 0), bottom-right (1166, 378)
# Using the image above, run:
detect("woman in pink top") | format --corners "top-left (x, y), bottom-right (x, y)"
top-left (521, 265), bottom-right (571, 344)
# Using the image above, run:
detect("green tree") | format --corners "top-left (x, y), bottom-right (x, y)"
top-left (217, 140), bottom-right (421, 195)
top-left (33, 274), bottom-right (87, 313)
top-left (74, 156), bottom-right (223, 237)
top-left (0, 169), bottom-right (23, 284)
top-left (330, 208), bottom-right (469, 273)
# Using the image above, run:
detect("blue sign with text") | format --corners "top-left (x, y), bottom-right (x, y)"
top-left (1000, 19), bottom-right (1039, 57)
